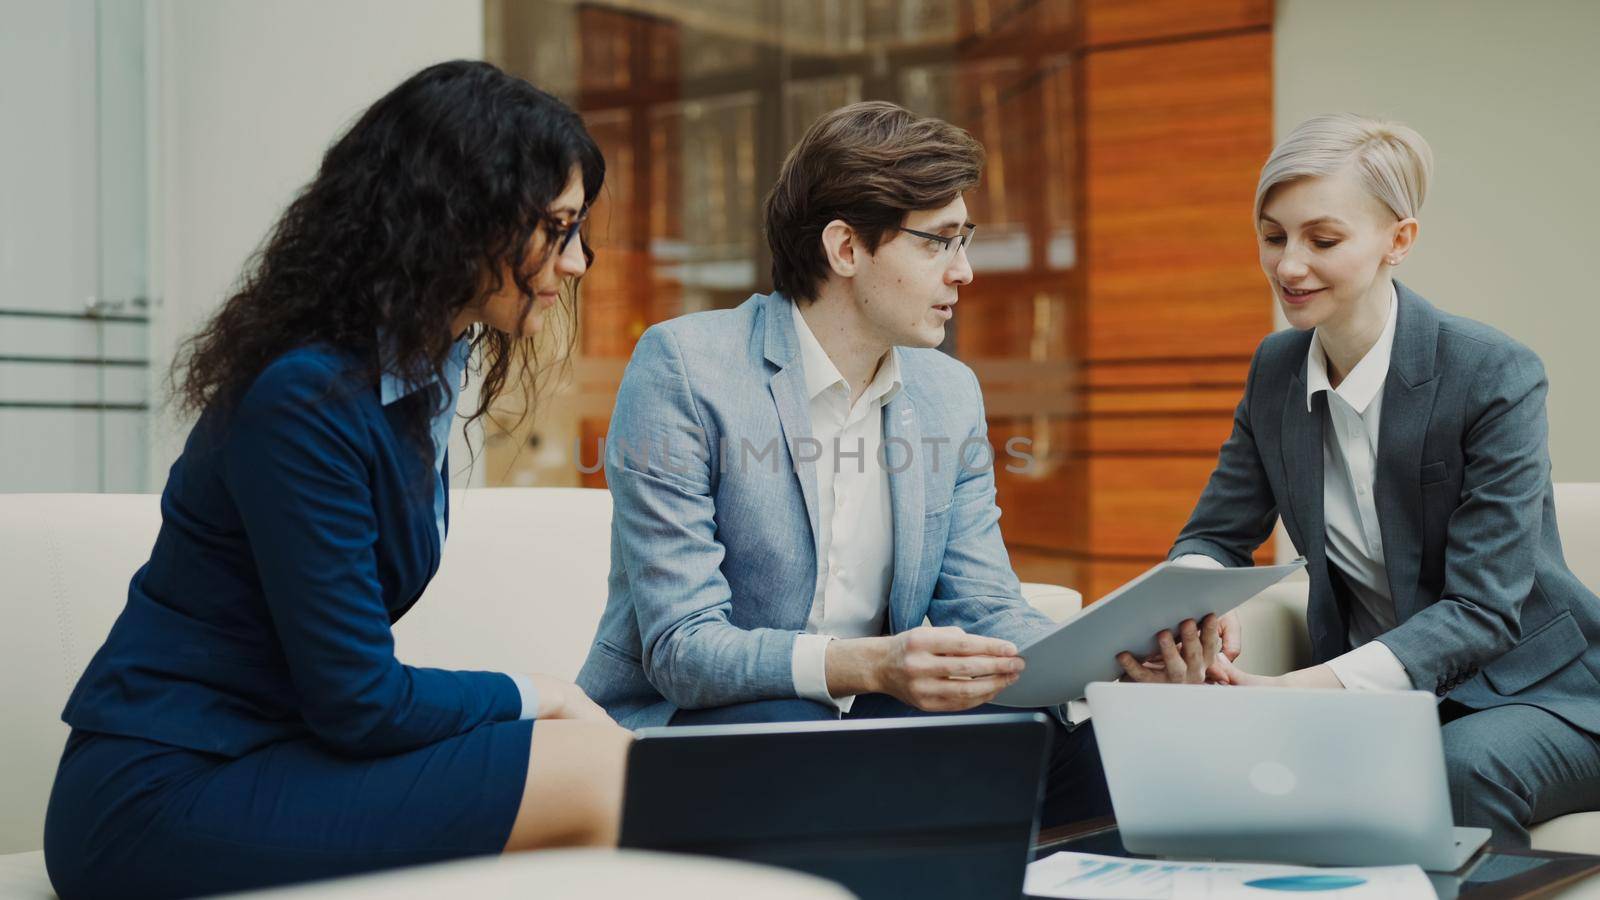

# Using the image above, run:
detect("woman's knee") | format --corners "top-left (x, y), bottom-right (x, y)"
top-left (504, 720), bottom-right (633, 853)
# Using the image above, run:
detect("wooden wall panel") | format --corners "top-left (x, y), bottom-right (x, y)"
top-left (992, 417), bottom-right (1090, 553)
top-left (1082, 31), bottom-right (1273, 362)
top-left (1081, 0), bottom-right (1271, 48)
top-left (1085, 456), bottom-right (1224, 555)
top-left (1080, 357), bottom-right (1250, 388)
top-left (1078, 414), bottom-right (1234, 455)
top-left (1005, 6), bottom-right (1274, 600)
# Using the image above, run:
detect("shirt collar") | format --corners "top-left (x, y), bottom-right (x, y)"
top-left (790, 299), bottom-right (903, 407)
top-left (380, 336), bottom-right (472, 406)
top-left (1306, 281), bottom-right (1399, 414)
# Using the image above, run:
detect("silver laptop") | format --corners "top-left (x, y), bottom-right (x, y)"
top-left (1085, 682), bottom-right (1491, 872)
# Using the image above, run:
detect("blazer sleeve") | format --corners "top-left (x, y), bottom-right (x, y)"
top-left (223, 357), bottom-right (522, 757)
top-left (1376, 342), bottom-right (1550, 687)
top-left (1168, 342), bottom-right (1280, 566)
top-left (925, 366), bottom-right (1058, 647)
top-left (606, 326), bottom-right (799, 709)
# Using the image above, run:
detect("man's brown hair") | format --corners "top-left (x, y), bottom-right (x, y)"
top-left (763, 101), bottom-right (984, 303)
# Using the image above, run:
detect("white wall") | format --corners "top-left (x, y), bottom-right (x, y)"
top-left (148, 0), bottom-right (486, 486)
top-left (1275, 0), bottom-right (1600, 481)
top-left (0, 1), bottom-right (99, 313)
top-left (0, 0), bottom-right (140, 492)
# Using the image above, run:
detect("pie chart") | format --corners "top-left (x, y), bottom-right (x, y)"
top-left (1243, 874), bottom-right (1369, 891)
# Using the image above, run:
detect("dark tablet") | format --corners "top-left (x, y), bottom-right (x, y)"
top-left (620, 712), bottom-right (1053, 900)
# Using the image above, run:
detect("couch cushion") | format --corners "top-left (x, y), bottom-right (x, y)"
top-left (0, 494), bottom-right (165, 854)
top-left (1555, 484), bottom-right (1600, 594)
top-left (391, 488), bottom-right (613, 682)
top-left (0, 489), bottom-right (616, 855)
top-left (1531, 811), bottom-right (1600, 855)
top-left (0, 851), bottom-right (53, 900)
top-left (1230, 577), bottom-right (1314, 677)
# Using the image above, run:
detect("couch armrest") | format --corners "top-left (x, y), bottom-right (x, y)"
top-left (1232, 578), bottom-right (1313, 677)
top-left (1019, 582), bottom-right (1084, 623)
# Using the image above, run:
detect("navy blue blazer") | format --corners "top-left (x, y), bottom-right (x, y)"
top-left (62, 347), bottom-right (522, 758)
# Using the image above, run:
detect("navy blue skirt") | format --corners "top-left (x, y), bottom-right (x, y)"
top-left (43, 720), bottom-right (535, 900)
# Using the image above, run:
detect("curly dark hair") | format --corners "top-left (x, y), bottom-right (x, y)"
top-left (173, 59), bottom-right (604, 461)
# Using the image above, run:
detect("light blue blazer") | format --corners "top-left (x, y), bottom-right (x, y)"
top-left (576, 291), bottom-right (1056, 728)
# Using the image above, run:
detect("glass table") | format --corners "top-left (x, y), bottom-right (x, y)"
top-left (1030, 819), bottom-right (1600, 899)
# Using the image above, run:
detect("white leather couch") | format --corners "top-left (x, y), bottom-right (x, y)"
top-left (0, 488), bottom-right (862, 900)
top-left (2, 485), bottom-right (1596, 898)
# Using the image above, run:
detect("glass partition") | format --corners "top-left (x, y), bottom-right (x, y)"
top-left (484, 0), bottom-right (1078, 490)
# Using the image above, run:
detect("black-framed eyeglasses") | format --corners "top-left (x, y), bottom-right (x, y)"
top-left (896, 223), bottom-right (977, 258)
top-left (542, 207), bottom-right (589, 253)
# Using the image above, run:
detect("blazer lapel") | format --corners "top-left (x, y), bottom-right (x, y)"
top-left (762, 294), bottom-right (822, 567)
top-left (1283, 357), bottom-right (1342, 654)
top-left (1282, 360), bottom-right (1326, 563)
top-left (1374, 282), bottom-right (1441, 623)
top-left (882, 383), bottom-right (924, 633)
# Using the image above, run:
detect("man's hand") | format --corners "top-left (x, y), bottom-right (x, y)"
top-left (1116, 615), bottom-right (1221, 685)
top-left (525, 673), bottom-right (617, 723)
top-left (826, 626), bottom-right (1024, 712)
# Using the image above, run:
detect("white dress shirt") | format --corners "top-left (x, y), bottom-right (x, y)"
top-left (1179, 283), bottom-right (1412, 691)
top-left (789, 301), bottom-right (903, 711)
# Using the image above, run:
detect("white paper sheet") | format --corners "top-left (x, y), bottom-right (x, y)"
top-left (1023, 851), bottom-right (1432, 900)
top-left (1171, 864), bottom-right (1434, 899)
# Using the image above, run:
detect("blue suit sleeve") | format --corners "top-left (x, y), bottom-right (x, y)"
top-left (222, 356), bottom-right (522, 757)
top-left (606, 325), bottom-right (800, 709)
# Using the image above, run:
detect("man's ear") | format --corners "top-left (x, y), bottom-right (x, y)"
top-left (821, 219), bottom-right (858, 278)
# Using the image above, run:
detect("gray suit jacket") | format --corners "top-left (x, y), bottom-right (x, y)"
top-left (1172, 281), bottom-right (1600, 735)
top-left (576, 291), bottom-right (1057, 729)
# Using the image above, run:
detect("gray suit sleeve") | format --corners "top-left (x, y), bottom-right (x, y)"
top-left (1376, 343), bottom-right (1550, 688)
top-left (1168, 343), bottom-right (1279, 566)
top-left (606, 326), bottom-right (800, 709)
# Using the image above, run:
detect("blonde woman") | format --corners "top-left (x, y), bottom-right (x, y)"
top-left (1166, 113), bottom-right (1600, 846)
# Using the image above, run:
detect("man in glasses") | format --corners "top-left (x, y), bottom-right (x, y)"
top-left (577, 101), bottom-right (1130, 828)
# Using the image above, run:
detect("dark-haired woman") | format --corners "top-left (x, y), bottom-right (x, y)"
top-left (42, 61), bottom-right (630, 900)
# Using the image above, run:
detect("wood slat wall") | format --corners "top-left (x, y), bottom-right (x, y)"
top-left (1080, 0), bottom-right (1273, 48)
top-left (491, 0), bottom-right (1279, 602)
top-left (993, 1), bottom-right (1275, 600)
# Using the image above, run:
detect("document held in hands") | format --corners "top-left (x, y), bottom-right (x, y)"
top-left (993, 558), bottom-right (1307, 708)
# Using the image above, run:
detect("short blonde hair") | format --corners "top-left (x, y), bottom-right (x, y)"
top-left (1255, 113), bottom-right (1434, 222)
